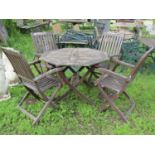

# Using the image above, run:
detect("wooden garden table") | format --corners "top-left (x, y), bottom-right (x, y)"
top-left (40, 48), bottom-right (109, 104)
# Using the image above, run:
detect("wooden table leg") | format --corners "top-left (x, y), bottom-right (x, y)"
top-left (56, 67), bottom-right (96, 105)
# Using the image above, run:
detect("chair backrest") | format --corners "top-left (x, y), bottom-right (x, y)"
top-left (98, 32), bottom-right (124, 57)
top-left (31, 32), bottom-right (58, 54)
top-left (130, 47), bottom-right (155, 80)
top-left (1, 47), bottom-right (34, 81)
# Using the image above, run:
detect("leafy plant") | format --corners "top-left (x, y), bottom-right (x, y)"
top-left (2, 19), bottom-right (18, 36)
top-left (121, 38), bottom-right (155, 73)
top-left (121, 38), bottom-right (153, 67)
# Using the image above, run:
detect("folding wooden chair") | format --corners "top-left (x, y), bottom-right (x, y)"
top-left (31, 32), bottom-right (58, 57)
top-left (95, 47), bottom-right (155, 122)
top-left (31, 32), bottom-right (58, 71)
top-left (31, 32), bottom-right (79, 82)
top-left (1, 47), bottom-right (63, 125)
top-left (96, 32), bottom-right (125, 70)
top-left (88, 32), bottom-right (124, 83)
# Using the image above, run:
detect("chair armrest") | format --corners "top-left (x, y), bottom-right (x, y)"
top-left (34, 67), bottom-right (65, 81)
top-left (111, 58), bottom-right (135, 69)
top-left (29, 60), bottom-right (41, 66)
top-left (18, 75), bottom-right (35, 84)
top-left (29, 60), bottom-right (44, 74)
top-left (95, 68), bottom-right (129, 85)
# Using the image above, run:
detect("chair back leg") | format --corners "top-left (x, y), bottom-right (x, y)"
top-left (123, 91), bottom-right (136, 117)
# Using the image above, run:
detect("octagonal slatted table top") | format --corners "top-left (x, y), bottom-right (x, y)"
top-left (40, 48), bottom-right (109, 66)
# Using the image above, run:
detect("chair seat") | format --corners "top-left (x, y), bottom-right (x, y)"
top-left (99, 75), bottom-right (127, 92)
top-left (24, 75), bottom-right (60, 92)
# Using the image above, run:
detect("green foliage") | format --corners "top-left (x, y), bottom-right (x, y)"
top-left (140, 26), bottom-right (155, 38)
top-left (141, 27), bottom-right (150, 37)
top-left (6, 31), bottom-right (35, 60)
top-left (60, 23), bottom-right (73, 31)
top-left (51, 19), bottom-right (58, 24)
top-left (79, 23), bottom-right (94, 30)
top-left (121, 38), bottom-right (155, 72)
top-left (121, 39), bottom-right (148, 64)
top-left (2, 19), bottom-right (18, 36)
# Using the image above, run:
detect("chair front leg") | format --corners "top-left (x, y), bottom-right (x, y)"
top-left (18, 91), bottom-right (30, 107)
top-left (123, 91), bottom-right (136, 117)
top-left (33, 84), bottom-right (62, 125)
top-left (98, 85), bottom-right (128, 123)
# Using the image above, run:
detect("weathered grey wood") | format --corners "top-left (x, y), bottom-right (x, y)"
top-left (40, 47), bottom-right (109, 105)
top-left (58, 41), bottom-right (88, 45)
top-left (58, 19), bottom-right (87, 24)
top-left (40, 48), bottom-right (109, 66)
top-left (31, 32), bottom-right (58, 55)
top-left (18, 21), bottom-right (49, 33)
top-left (17, 106), bottom-right (36, 121)
top-left (111, 58), bottom-right (135, 69)
top-left (98, 32), bottom-right (124, 57)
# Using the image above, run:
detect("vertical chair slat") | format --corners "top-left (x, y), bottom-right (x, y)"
top-left (2, 48), bottom-right (34, 80)
top-left (110, 34), bottom-right (117, 56)
top-left (111, 35), bottom-right (120, 56)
